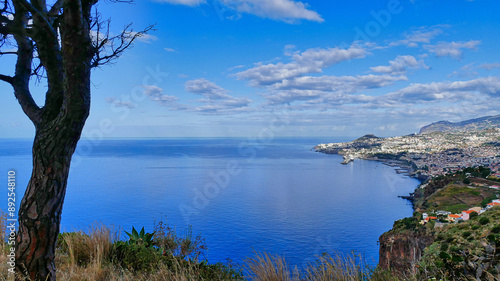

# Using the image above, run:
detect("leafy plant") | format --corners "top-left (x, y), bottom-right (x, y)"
top-left (125, 227), bottom-right (155, 248)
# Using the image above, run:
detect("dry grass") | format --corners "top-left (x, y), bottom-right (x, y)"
top-left (302, 253), bottom-right (371, 281)
top-left (0, 210), bottom-right (404, 281)
top-left (56, 223), bottom-right (118, 268)
top-left (56, 257), bottom-right (234, 281)
top-left (54, 222), bottom-right (238, 280)
top-left (244, 252), bottom-right (299, 281)
top-left (55, 223), bottom-right (119, 280)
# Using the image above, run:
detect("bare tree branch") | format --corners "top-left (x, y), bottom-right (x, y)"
top-left (1, 4), bottom-right (32, 38)
top-left (17, 0), bottom-right (64, 118)
top-left (11, 0), bottom-right (42, 125)
top-left (0, 73), bottom-right (13, 84)
top-left (15, 0), bottom-right (56, 36)
top-left (47, 0), bottom-right (63, 16)
top-left (91, 23), bottom-right (156, 68)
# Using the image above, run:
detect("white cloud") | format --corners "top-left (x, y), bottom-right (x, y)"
top-left (479, 63), bottom-right (500, 71)
top-left (154, 0), bottom-right (206, 6)
top-left (274, 74), bottom-right (406, 92)
top-left (424, 40), bottom-right (480, 60)
top-left (236, 45), bottom-right (367, 86)
top-left (106, 97), bottom-right (137, 108)
top-left (370, 55), bottom-right (428, 75)
top-left (143, 85), bottom-right (180, 105)
top-left (219, 0), bottom-right (323, 23)
top-left (384, 77), bottom-right (500, 103)
top-left (164, 47), bottom-right (176, 52)
top-left (125, 32), bottom-right (159, 44)
top-left (284, 44), bottom-right (296, 56)
top-left (448, 63), bottom-right (479, 78)
top-left (185, 78), bottom-right (252, 113)
top-left (185, 78), bottom-right (231, 100)
top-left (390, 25), bottom-right (450, 47)
top-left (153, 0), bottom-right (322, 23)
top-left (264, 74), bottom-right (406, 105)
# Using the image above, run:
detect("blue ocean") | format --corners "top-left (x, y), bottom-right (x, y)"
top-left (0, 137), bottom-right (419, 269)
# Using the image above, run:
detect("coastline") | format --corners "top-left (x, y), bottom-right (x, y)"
top-left (314, 146), bottom-right (429, 182)
top-left (314, 145), bottom-right (430, 212)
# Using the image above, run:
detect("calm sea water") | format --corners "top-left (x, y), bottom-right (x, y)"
top-left (0, 137), bottom-right (419, 269)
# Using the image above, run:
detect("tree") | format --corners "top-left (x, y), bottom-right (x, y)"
top-left (0, 1), bottom-right (153, 280)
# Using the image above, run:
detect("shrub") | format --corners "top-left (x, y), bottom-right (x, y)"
top-left (110, 241), bottom-right (163, 272)
top-left (152, 215), bottom-right (207, 260)
top-left (469, 212), bottom-right (479, 220)
top-left (492, 225), bottom-right (500, 233)
top-left (481, 195), bottom-right (497, 207)
top-left (487, 234), bottom-right (497, 243)
top-left (196, 261), bottom-right (244, 280)
top-left (451, 254), bottom-right (463, 263)
top-left (439, 251), bottom-right (451, 260)
top-left (480, 217), bottom-right (490, 225)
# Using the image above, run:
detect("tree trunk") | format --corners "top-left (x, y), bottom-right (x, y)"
top-left (15, 117), bottom-right (87, 281)
top-left (2, 1), bottom-right (144, 279)
top-left (13, 1), bottom-right (92, 279)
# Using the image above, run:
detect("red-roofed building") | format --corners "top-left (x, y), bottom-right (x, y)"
top-left (487, 202), bottom-right (500, 210)
top-left (461, 210), bottom-right (478, 220)
top-left (447, 214), bottom-right (461, 222)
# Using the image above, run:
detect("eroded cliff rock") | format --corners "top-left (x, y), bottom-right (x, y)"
top-left (378, 229), bottom-right (434, 275)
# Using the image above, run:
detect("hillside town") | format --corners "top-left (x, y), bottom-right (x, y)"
top-left (315, 128), bottom-right (500, 178)
top-left (421, 199), bottom-right (500, 227)
top-left (315, 123), bottom-right (500, 250)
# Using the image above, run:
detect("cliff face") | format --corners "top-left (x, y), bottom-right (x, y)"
top-left (378, 230), bottom-right (434, 275)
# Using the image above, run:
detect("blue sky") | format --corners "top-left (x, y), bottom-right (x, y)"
top-left (2, 0), bottom-right (500, 138)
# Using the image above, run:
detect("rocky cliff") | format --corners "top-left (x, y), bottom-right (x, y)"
top-left (378, 229), bottom-right (434, 275)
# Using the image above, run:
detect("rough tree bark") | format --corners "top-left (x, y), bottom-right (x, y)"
top-left (0, 1), bottom-right (152, 280)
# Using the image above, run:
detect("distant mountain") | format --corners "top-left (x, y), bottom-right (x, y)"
top-left (419, 115), bottom-right (500, 134)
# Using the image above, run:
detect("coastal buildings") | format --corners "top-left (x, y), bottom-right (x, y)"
top-left (315, 129), bottom-right (500, 178)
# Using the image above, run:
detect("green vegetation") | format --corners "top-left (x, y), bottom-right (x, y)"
top-left (0, 214), bottom-right (406, 281)
top-left (419, 184), bottom-right (495, 213)
top-left (414, 166), bottom-right (499, 214)
top-left (392, 217), bottom-right (420, 232)
top-left (124, 226), bottom-right (155, 248)
top-left (417, 207), bottom-right (500, 280)
top-left (460, 166), bottom-right (491, 178)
